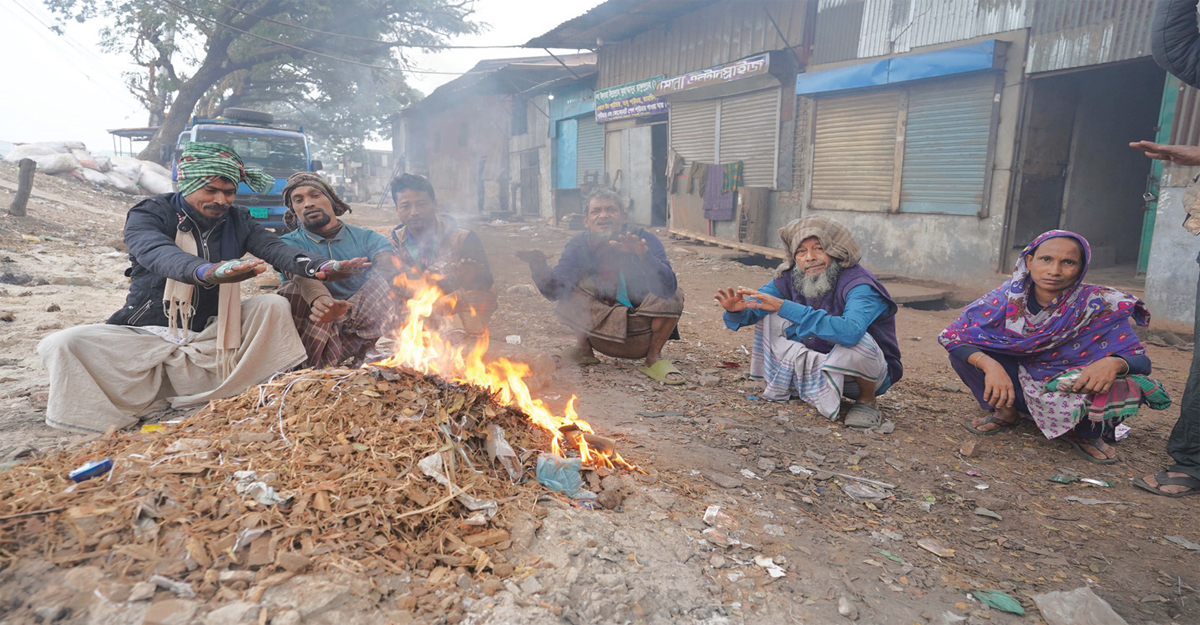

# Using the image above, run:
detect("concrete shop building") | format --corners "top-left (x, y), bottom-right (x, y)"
top-left (528, 0), bottom-right (1200, 327)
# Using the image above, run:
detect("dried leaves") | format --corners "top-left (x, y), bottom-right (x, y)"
top-left (0, 366), bottom-right (548, 587)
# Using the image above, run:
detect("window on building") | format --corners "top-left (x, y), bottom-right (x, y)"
top-left (511, 98), bottom-right (528, 136)
top-left (809, 73), bottom-right (1000, 215)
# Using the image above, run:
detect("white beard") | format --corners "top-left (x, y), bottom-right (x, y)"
top-left (793, 262), bottom-right (842, 300)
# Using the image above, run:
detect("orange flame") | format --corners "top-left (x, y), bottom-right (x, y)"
top-left (373, 271), bottom-right (636, 470)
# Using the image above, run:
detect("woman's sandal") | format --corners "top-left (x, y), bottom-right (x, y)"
top-left (1063, 435), bottom-right (1119, 465)
top-left (1132, 471), bottom-right (1200, 498)
top-left (963, 413), bottom-right (1019, 436)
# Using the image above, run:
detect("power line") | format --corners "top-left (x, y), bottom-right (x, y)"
top-left (198, 0), bottom-right (546, 50)
top-left (162, 0), bottom-right (506, 76)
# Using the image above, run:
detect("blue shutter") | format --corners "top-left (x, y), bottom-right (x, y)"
top-left (900, 74), bottom-right (999, 215)
top-left (555, 118), bottom-right (578, 189)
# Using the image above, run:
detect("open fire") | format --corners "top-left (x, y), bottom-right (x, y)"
top-left (372, 270), bottom-right (637, 471)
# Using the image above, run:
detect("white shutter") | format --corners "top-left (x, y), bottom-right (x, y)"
top-left (810, 90), bottom-right (903, 212)
top-left (718, 88), bottom-right (781, 188)
top-left (669, 99), bottom-right (718, 165)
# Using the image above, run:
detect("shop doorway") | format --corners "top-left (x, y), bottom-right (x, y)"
top-left (1011, 59), bottom-right (1165, 282)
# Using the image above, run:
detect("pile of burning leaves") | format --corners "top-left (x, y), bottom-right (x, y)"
top-left (0, 365), bottom-right (554, 596)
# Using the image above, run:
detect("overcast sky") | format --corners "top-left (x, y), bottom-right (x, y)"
top-left (0, 0), bottom-right (603, 156)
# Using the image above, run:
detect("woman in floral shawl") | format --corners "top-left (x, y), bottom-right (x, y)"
top-left (939, 230), bottom-right (1168, 464)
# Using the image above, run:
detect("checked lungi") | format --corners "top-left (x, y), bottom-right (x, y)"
top-left (278, 272), bottom-right (398, 368)
top-left (750, 312), bottom-right (887, 420)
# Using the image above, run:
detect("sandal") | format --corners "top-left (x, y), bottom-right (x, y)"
top-left (844, 403), bottom-right (882, 428)
top-left (1063, 435), bottom-right (1119, 465)
top-left (638, 360), bottom-right (686, 386)
top-left (1133, 471), bottom-right (1200, 498)
top-left (963, 413), bottom-right (1019, 436)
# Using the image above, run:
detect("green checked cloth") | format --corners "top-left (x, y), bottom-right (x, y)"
top-left (1045, 371), bottom-right (1171, 424)
top-left (176, 142), bottom-right (274, 196)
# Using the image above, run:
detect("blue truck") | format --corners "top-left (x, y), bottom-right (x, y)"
top-left (172, 108), bottom-right (322, 230)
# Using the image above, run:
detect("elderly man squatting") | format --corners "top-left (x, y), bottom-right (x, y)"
top-left (278, 173), bottom-right (403, 367)
top-left (516, 188), bottom-right (686, 384)
top-left (717, 216), bottom-right (902, 428)
top-left (37, 143), bottom-right (367, 433)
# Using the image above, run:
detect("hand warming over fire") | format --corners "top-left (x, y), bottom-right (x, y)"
top-left (310, 295), bottom-right (350, 324)
top-left (609, 232), bottom-right (648, 258)
top-left (737, 286), bottom-right (784, 312)
top-left (315, 257), bottom-right (371, 281)
top-left (449, 258), bottom-right (482, 286)
top-left (715, 287), bottom-right (748, 312)
top-left (515, 249), bottom-right (548, 266)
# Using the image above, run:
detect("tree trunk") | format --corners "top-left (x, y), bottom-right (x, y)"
top-left (8, 159), bottom-right (36, 217)
top-left (138, 61), bottom-right (230, 165)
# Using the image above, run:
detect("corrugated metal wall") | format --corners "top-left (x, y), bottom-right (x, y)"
top-left (812, 0), bottom-right (1028, 64)
top-left (669, 100), bottom-right (719, 164)
top-left (598, 1), bottom-right (807, 88)
top-left (899, 74), bottom-right (998, 214)
top-left (1027, 0), bottom-right (1154, 73)
top-left (576, 116), bottom-right (605, 186)
top-left (810, 89), bottom-right (902, 211)
top-left (719, 88), bottom-right (782, 187)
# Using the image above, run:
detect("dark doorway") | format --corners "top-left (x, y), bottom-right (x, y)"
top-left (1011, 59), bottom-right (1165, 276)
top-left (519, 150), bottom-right (540, 217)
top-left (651, 123), bottom-right (668, 226)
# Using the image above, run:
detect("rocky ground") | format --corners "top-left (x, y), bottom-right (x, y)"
top-left (1, 160), bottom-right (1199, 624)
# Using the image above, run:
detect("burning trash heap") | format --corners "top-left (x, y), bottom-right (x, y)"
top-left (0, 271), bottom-right (637, 610)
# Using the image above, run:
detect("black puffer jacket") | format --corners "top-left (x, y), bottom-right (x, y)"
top-left (1153, 0), bottom-right (1200, 89)
top-left (108, 193), bottom-right (328, 332)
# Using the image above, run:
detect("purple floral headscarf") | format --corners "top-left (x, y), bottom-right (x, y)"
top-left (938, 230), bottom-right (1148, 382)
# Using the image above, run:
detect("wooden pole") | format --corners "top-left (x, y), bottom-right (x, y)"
top-left (8, 158), bottom-right (35, 217)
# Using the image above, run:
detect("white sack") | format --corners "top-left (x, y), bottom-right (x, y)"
top-left (105, 172), bottom-right (139, 195)
top-left (33, 153), bottom-right (81, 174)
top-left (3, 144), bottom-right (59, 162)
top-left (70, 148), bottom-right (100, 171)
top-left (140, 160), bottom-right (171, 179)
top-left (138, 170), bottom-right (175, 194)
top-left (81, 168), bottom-right (111, 186)
top-left (110, 156), bottom-right (144, 181)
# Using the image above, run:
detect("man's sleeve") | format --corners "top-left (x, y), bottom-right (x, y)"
top-left (244, 219), bottom-right (328, 275)
top-left (533, 236), bottom-right (585, 301)
top-left (436, 232), bottom-right (495, 294)
top-left (124, 202), bottom-right (207, 284)
top-left (782, 284), bottom-right (888, 346)
top-left (1152, 0), bottom-right (1200, 90)
top-left (628, 233), bottom-right (678, 298)
top-left (723, 280), bottom-right (778, 330)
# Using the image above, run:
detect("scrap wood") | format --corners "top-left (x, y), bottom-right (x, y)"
top-left (0, 366), bottom-right (556, 587)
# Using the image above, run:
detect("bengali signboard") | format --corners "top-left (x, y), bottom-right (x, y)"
top-left (595, 77), bottom-right (667, 123)
top-left (654, 53), bottom-right (771, 97)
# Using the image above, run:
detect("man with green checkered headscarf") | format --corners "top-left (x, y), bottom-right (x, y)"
top-left (37, 142), bottom-right (371, 434)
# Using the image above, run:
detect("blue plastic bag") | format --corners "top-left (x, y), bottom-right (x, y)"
top-left (536, 454), bottom-right (584, 496)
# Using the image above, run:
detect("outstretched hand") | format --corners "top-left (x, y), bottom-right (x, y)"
top-left (736, 287), bottom-right (784, 313)
top-left (515, 250), bottom-right (548, 265)
top-left (714, 287), bottom-right (748, 313)
top-left (203, 259), bottom-right (266, 284)
top-left (609, 232), bottom-right (649, 257)
top-left (316, 257), bottom-right (371, 281)
top-left (1130, 141), bottom-right (1200, 167)
top-left (450, 258), bottom-right (482, 286)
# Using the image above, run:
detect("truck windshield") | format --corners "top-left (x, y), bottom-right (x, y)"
top-left (194, 129), bottom-right (307, 178)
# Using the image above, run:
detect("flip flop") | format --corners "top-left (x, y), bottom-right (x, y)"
top-left (638, 360), bottom-right (686, 386)
top-left (963, 413), bottom-right (1019, 436)
top-left (844, 403), bottom-right (882, 428)
top-left (1132, 471), bottom-right (1200, 498)
top-left (1063, 435), bottom-right (1119, 465)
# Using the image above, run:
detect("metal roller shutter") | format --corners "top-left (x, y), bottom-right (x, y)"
top-left (811, 90), bottom-right (903, 212)
top-left (900, 74), bottom-right (999, 215)
top-left (669, 99), bottom-right (718, 165)
top-left (576, 115), bottom-right (604, 187)
top-left (719, 88), bottom-right (781, 188)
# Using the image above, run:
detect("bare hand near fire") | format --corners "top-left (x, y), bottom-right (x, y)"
top-left (515, 250), bottom-right (548, 265)
top-left (1129, 141), bottom-right (1200, 167)
top-left (737, 287), bottom-right (783, 312)
top-left (316, 257), bottom-right (371, 281)
top-left (310, 295), bottom-right (349, 324)
top-left (450, 258), bottom-right (481, 285)
top-left (714, 287), bottom-right (748, 312)
top-left (609, 232), bottom-right (648, 257)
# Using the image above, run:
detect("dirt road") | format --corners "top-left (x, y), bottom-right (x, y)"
top-left (1, 163), bottom-right (1198, 623)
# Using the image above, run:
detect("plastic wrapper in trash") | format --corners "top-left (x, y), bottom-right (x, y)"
top-left (69, 458), bottom-right (112, 482)
top-left (418, 451), bottom-right (498, 525)
top-left (1114, 423), bottom-right (1131, 441)
top-left (233, 470), bottom-right (292, 507)
top-left (535, 453), bottom-right (585, 496)
top-left (486, 424), bottom-right (522, 481)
